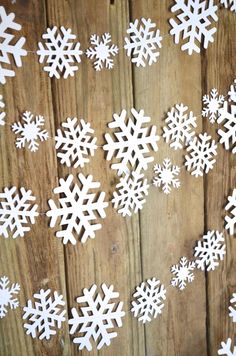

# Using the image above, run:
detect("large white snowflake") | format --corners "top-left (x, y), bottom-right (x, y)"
top-left (194, 230), bottom-right (226, 271)
top-left (221, 0), bottom-right (236, 11)
top-left (225, 189), bottom-right (236, 236)
top-left (124, 18), bottom-right (162, 67)
top-left (103, 108), bottom-right (159, 176)
top-left (229, 293), bottom-right (236, 322)
top-left (228, 79), bottom-right (236, 102)
top-left (23, 289), bottom-right (66, 340)
top-left (55, 117), bottom-right (97, 168)
top-left (153, 158), bottom-right (180, 194)
top-left (46, 173), bottom-right (108, 245)
top-left (163, 103), bottom-right (197, 150)
top-left (171, 256), bottom-right (195, 290)
top-left (131, 277), bottom-right (166, 323)
top-left (112, 171), bottom-right (149, 217)
top-left (185, 132), bottom-right (217, 177)
top-left (217, 101), bottom-right (236, 154)
top-left (12, 111), bottom-right (49, 152)
top-left (0, 95), bottom-right (6, 126)
top-left (86, 33), bottom-right (118, 71)
top-left (202, 88), bottom-right (225, 123)
top-left (169, 0), bottom-right (218, 55)
top-left (69, 283), bottom-right (125, 351)
top-left (0, 6), bottom-right (27, 84)
top-left (0, 186), bottom-right (38, 239)
top-left (37, 26), bottom-right (83, 79)
top-left (218, 338), bottom-right (236, 356)
top-left (0, 276), bottom-right (20, 318)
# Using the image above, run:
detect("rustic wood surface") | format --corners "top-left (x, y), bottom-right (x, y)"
top-left (0, 0), bottom-right (235, 355)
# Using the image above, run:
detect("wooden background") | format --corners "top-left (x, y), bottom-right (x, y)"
top-left (0, 0), bottom-right (236, 355)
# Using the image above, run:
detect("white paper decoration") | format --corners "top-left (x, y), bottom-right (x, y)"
top-left (153, 158), bottom-right (180, 194)
top-left (170, 256), bottom-right (195, 290)
top-left (225, 189), bottom-right (236, 235)
top-left (202, 88), bottom-right (224, 123)
top-left (0, 276), bottom-right (20, 318)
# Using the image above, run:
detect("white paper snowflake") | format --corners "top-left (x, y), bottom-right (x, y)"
top-left (217, 101), bottom-right (236, 154)
top-left (228, 79), bottom-right (236, 102)
top-left (112, 171), bottom-right (149, 217)
top-left (153, 158), bottom-right (180, 194)
top-left (170, 256), bottom-right (195, 290)
top-left (69, 283), bottom-right (125, 351)
top-left (55, 117), bottom-right (97, 168)
top-left (103, 108), bottom-right (159, 176)
top-left (185, 132), bottom-right (217, 177)
top-left (131, 277), bottom-right (166, 323)
top-left (0, 276), bottom-right (20, 318)
top-left (86, 33), bottom-right (118, 71)
top-left (220, 0), bottom-right (236, 11)
top-left (37, 26), bottom-right (83, 79)
top-left (12, 111), bottom-right (49, 152)
top-left (124, 18), bottom-right (162, 67)
top-left (0, 95), bottom-right (6, 126)
top-left (0, 6), bottom-right (27, 84)
top-left (169, 0), bottom-right (218, 55)
top-left (194, 230), bottom-right (226, 271)
top-left (218, 338), bottom-right (236, 356)
top-left (229, 293), bottom-right (236, 322)
top-left (23, 289), bottom-right (66, 340)
top-left (0, 186), bottom-right (38, 239)
top-left (163, 103), bottom-right (197, 150)
top-left (225, 189), bottom-right (236, 236)
top-left (46, 173), bottom-right (108, 245)
top-left (202, 88), bottom-right (225, 123)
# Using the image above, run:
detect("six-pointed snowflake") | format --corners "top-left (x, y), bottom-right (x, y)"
top-left (37, 26), bottom-right (83, 79)
top-left (131, 277), bottom-right (166, 323)
top-left (0, 186), bottom-right (38, 239)
top-left (229, 293), bottom-right (236, 322)
top-left (221, 0), bottom-right (236, 11)
top-left (86, 33), bottom-right (118, 71)
top-left (218, 338), bottom-right (236, 356)
top-left (55, 117), bottom-right (97, 168)
top-left (217, 101), bottom-right (236, 153)
top-left (225, 189), bottom-right (236, 235)
top-left (69, 283), bottom-right (125, 351)
top-left (169, 0), bottom-right (218, 55)
top-left (185, 132), bottom-right (217, 177)
top-left (12, 111), bottom-right (49, 152)
top-left (202, 88), bottom-right (225, 123)
top-left (23, 289), bottom-right (66, 340)
top-left (0, 276), bottom-right (20, 318)
top-left (194, 230), bottom-right (226, 271)
top-left (171, 256), bottom-right (195, 290)
top-left (103, 108), bottom-right (159, 175)
top-left (228, 79), bottom-right (236, 102)
top-left (46, 173), bottom-right (108, 245)
top-left (0, 6), bottom-right (27, 84)
top-left (0, 94), bottom-right (6, 126)
top-left (153, 158), bottom-right (180, 194)
top-left (163, 103), bottom-right (197, 150)
top-left (124, 18), bottom-right (162, 67)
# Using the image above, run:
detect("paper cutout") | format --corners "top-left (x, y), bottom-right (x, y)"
top-left (153, 158), bottom-right (180, 194)
top-left (0, 95), bottom-right (6, 126)
top-left (228, 79), bottom-right (236, 102)
top-left (202, 88), bottom-right (224, 123)
top-left (225, 189), bottom-right (236, 235)
top-left (218, 338), bottom-right (236, 356)
top-left (0, 276), bottom-right (20, 318)
top-left (221, 0), bottom-right (236, 11)
top-left (229, 293), bottom-right (236, 322)
top-left (170, 256), bottom-right (195, 290)
top-left (217, 101), bottom-right (236, 153)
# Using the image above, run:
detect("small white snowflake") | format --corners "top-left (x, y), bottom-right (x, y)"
top-left (202, 88), bottom-right (225, 123)
top-left (218, 338), bottom-right (236, 356)
top-left (225, 189), bottom-right (236, 236)
top-left (185, 132), bottom-right (217, 177)
top-left (0, 276), bottom-right (20, 318)
top-left (37, 26), bottom-right (83, 79)
top-left (55, 117), bottom-right (97, 168)
top-left (194, 230), bottom-right (226, 271)
top-left (229, 293), bottom-right (236, 322)
top-left (124, 18), bottom-right (162, 67)
top-left (217, 101), bottom-right (236, 154)
top-left (131, 277), bottom-right (166, 324)
top-left (69, 283), bottom-right (125, 351)
top-left (170, 256), bottom-right (195, 291)
top-left (86, 33), bottom-right (118, 71)
top-left (228, 79), bottom-right (236, 102)
top-left (0, 94), bottom-right (6, 126)
top-left (220, 0), bottom-right (236, 11)
top-left (23, 289), bottom-right (66, 340)
top-left (153, 158), bottom-right (180, 194)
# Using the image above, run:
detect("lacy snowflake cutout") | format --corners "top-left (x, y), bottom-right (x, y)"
top-left (185, 132), bottom-right (217, 177)
top-left (163, 103), bottom-right (197, 150)
top-left (124, 18), bottom-right (162, 67)
top-left (23, 289), bottom-right (66, 340)
top-left (103, 108), bottom-right (159, 176)
top-left (229, 293), bottom-right (236, 322)
top-left (86, 33), bottom-right (118, 71)
top-left (0, 95), bottom-right (6, 126)
top-left (169, 0), bottom-right (218, 55)
top-left (228, 80), bottom-right (236, 102)
top-left (220, 0), bottom-right (236, 11)
top-left (202, 88), bottom-right (225, 123)
top-left (55, 118), bottom-right (97, 168)
top-left (218, 338), bottom-right (236, 356)
top-left (69, 283), bottom-right (125, 351)
top-left (37, 26), bottom-right (83, 79)
top-left (0, 6), bottom-right (27, 84)
top-left (153, 158), bottom-right (180, 194)
top-left (217, 101), bottom-right (236, 154)
top-left (47, 174), bottom-right (108, 245)
top-left (225, 189), bottom-right (236, 236)
top-left (0, 276), bottom-right (20, 318)
top-left (12, 111), bottom-right (49, 152)
top-left (131, 277), bottom-right (166, 324)
top-left (194, 230), bottom-right (226, 271)
top-left (112, 171), bottom-right (149, 217)
top-left (170, 257), bottom-right (195, 290)
top-left (0, 186), bottom-right (38, 239)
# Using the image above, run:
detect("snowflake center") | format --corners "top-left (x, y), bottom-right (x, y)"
top-left (178, 267), bottom-right (189, 280)
top-left (23, 123), bottom-right (40, 141)
top-left (160, 169), bottom-right (173, 184)
top-left (0, 289), bottom-right (10, 305)
top-left (96, 43), bottom-right (110, 61)
top-left (208, 98), bottom-right (219, 113)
